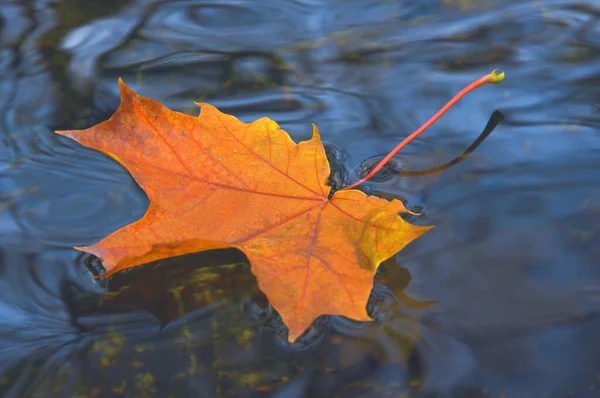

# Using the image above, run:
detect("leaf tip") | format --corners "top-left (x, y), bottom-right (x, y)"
top-left (117, 77), bottom-right (130, 95)
top-left (193, 101), bottom-right (214, 117)
top-left (118, 77), bottom-right (131, 95)
top-left (311, 123), bottom-right (320, 140)
top-left (55, 128), bottom-right (81, 140)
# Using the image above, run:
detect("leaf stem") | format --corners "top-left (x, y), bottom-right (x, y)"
top-left (342, 69), bottom-right (505, 190)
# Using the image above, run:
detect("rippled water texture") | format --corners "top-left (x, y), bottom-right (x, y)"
top-left (2, 0), bottom-right (600, 397)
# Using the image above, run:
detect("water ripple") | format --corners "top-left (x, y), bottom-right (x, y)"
top-left (2, 0), bottom-right (600, 395)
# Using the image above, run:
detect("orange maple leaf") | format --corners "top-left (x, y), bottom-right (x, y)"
top-left (56, 79), bottom-right (432, 342)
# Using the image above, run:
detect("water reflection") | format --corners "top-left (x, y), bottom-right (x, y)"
top-left (0, 239), bottom-right (427, 397)
top-left (2, 0), bottom-right (600, 396)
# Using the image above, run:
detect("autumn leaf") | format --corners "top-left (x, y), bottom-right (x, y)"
top-left (56, 79), bottom-right (433, 342)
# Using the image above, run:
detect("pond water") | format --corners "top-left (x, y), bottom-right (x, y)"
top-left (1, 0), bottom-right (600, 397)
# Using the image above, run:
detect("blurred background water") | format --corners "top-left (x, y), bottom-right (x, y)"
top-left (1, 0), bottom-right (600, 397)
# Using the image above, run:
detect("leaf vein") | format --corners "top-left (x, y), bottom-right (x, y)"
top-left (233, 202), bottom-right (324, 245)
top-left (128, 95), bottom-right (194, 177)
top-left (312, 253), bottom-right (358, 311)
top-left (298, 204), bottom-right (327, 317)
top-left (329, 201), bottom-right (401, 232)
top-left (119, 155), bottom-right (323, 202)
top-left (215, 112), bottom-right (323, 198)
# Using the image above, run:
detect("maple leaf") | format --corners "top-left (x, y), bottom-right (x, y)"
top-left (56, 80), bottom-right (433, 342)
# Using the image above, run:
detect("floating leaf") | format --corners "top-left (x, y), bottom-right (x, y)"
top-left (57, 80), bottom-right (433, 341)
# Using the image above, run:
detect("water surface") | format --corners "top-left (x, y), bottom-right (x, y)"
top-left (1, 0), bottom-right (600, 397)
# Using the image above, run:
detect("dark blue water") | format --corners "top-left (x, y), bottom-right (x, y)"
top-left (1, 0), bottom-right (600, 397)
